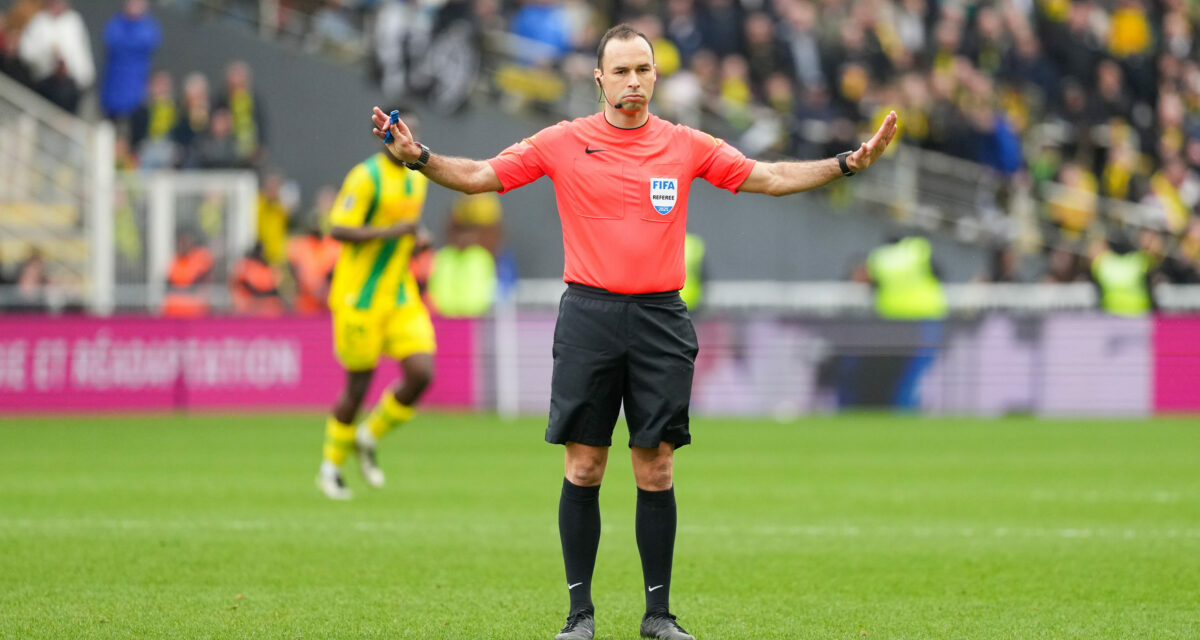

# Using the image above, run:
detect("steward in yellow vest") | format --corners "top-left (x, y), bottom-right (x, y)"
top-left (428, 246), bottom-right (496, 317)
top-left (1090, 235), bottom-right (1155, 316)
top-left (866, 235), bottom-right (947, 320)
top-left (428, 194), bottom-right (502, 317)
top-left (680, 233), bottom-right (706, 311)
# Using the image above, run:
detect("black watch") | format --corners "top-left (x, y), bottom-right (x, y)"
top-left (836, 150), bottom-right (856, 177)
top-left (404, 143), bottom-right (431, 171)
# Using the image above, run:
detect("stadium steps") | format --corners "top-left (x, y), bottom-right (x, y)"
top-left (0, 202), bottom-right (81, 228)
top-left (0, 201), bottom-right (88, 283)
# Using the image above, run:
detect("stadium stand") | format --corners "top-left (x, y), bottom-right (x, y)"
top-left (210, 0), bottom-right (1200, 286)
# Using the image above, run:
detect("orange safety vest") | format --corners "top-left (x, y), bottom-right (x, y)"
top-left (410, 248), bottom-right (433, 297)
top-left (163, 247), bottom-right (214, 317)
top-left (231, 257), bottom-right (285, 316)
top-left (288, 235), bottom-right (341, 315)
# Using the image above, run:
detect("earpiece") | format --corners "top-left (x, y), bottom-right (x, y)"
top-left (596, 76), bottom-right (622, 110)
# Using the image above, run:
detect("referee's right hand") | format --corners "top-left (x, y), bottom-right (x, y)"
top-left (371, 106), bottom-right (418, 164)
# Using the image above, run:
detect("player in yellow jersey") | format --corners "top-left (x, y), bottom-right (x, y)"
top-left (317, 108), bottom-right (436, 500)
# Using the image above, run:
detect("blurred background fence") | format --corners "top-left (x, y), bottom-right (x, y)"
top-left (2, 311), bottom-right (1196, 416)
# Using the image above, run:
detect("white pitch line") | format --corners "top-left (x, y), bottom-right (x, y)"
top-left (2, 518), bottom-right (1199, 541)
top-left (1028, 489), bottom-right (1185, 504)
top-left (678, 523), bottom-right (1200, 540)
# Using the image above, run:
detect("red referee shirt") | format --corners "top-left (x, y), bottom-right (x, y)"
top-left (487, 112), bottom-right (756, 294)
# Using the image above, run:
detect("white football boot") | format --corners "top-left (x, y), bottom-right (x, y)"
top-left (316, 460), bottom-right (353, 500)
top-left (355, 424), bottom-right (386, 488)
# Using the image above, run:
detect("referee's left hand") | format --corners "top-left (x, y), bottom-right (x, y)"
top-left (846, 110), bottom-right (899, 173)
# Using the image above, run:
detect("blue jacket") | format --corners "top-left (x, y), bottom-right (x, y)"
top-left (977, 112), bottom-right (1022, 176)
top-left (101, 12), bottom-right (161, 118)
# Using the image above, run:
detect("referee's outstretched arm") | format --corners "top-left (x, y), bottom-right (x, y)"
top-left (371, 106), bottom-right (502, 195)
top-left (372, 106), bottom-right (899, 200)
top-left (738, 110), bottom-right (899, 196)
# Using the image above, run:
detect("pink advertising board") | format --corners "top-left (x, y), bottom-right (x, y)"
top-left (1154, 316), bottom-right (1200, 412)
top-left (0, 315), bottom-right (476, 413)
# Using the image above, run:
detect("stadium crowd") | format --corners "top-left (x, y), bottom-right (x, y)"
top-left (264, 0), bottom-right (1200, 285)
top-left (2, 0), bottom-right (287, 312)
top-left (2, 0), bottom-right (269, 166)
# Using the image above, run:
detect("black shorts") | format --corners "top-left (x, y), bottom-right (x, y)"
top-left (545, 283), bottom-right (699, 449)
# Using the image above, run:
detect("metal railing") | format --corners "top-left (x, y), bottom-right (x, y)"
top-left (515, 279), bottom-right (1200, 314)
top-left (112, 169), bottom-right (258, 313)
top-left (0, 72), bottom-right (114, 313)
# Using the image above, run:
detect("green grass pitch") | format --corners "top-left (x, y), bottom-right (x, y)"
top-left (1, 412), bottom-right (1197, 639)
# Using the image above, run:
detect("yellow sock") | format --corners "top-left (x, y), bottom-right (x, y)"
top-left (365, 392), bottom-right (415, 440)
top-left (322, 417), bottom-right (356, 466)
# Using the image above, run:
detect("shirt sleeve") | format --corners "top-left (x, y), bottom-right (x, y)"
top-left (487, 123), bottom-right (568, 193)
top-left (691, 129), bottom-right (756, 193)
top-left (329, 165), bottom-right (372, 227)
top-left (486, 138), bottom-right (544, 194)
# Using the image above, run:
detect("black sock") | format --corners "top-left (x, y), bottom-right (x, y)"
top-left (559, 478), bottom-right (601, 615)
top-left (636, 486), bottom-right (676, 616)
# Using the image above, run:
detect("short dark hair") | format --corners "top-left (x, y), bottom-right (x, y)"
top-left (596, 24), bottom-right (654, 71)
top-left (1107, 233), bottom-right (1134, 255)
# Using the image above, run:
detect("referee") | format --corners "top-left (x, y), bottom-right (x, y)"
top-left (372, 24), bottom-right (898, 640)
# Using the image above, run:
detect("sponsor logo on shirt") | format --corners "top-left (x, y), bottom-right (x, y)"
top-left (650, 178), bottom-right (677, 215)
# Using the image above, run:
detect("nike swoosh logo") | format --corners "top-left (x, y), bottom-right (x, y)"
top-left (568, 582), bottom-right (583, 590)
top-left (585, 146), bottom-right (606, 154)
top-left (647, 585), bottom-right (664, 592)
